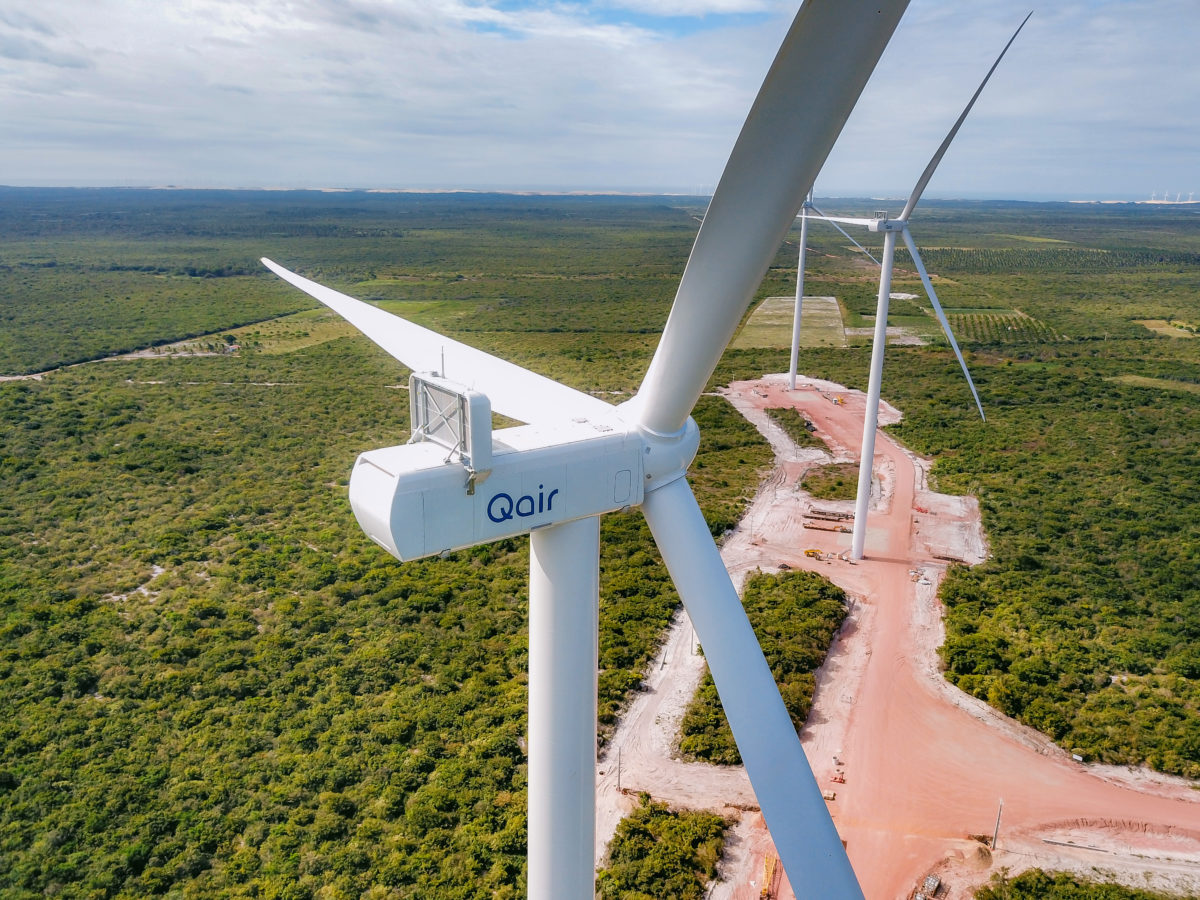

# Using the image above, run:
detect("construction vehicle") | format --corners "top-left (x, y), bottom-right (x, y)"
top-left (804, 548), bottom-right (823, 558)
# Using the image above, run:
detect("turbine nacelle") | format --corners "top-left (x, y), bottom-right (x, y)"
top-left (351, 417), bottom-right (642, 562)
top-left (868, 215), bottom-right (907, 232)
top-left (349, 378), bottom-right (701, 561)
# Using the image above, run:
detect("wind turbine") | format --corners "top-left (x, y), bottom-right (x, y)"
top-left (262, 1), bottom-right (910, 897)
top-left (787, 191), bottom-right (881, 390)
top-left (817, 13), bottom-right (1031, 560)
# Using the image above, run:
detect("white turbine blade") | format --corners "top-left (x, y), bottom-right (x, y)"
top-left (642, 477), bottom-right (863, 896)
top-left (899, 12), bottom-right (1032, 221)
top-left (901, 231), bottom-right (985, 420)
top-left (809, 213), bottom-right (878, 229)
top-left (261, 258), bottom-right (618, 426)
top-left (809, 204), bottom-right (882, 265)
top-left (635, 0), bottom-right (910, 435)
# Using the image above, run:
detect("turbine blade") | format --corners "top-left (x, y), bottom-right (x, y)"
top-left (634, 0), bottom-right (910, 435)
top-left (808, 214), bottom-right (878, 227)
top-left (261, 258), bottom-right (617, 426)
top-left (641, 477), bottom-right (863, 897)
top-left (810, 203), bottom-right (882, 265)
top-left (899, 12), bottom-right (1032, 221)
top-left (901, 231), bottom-right (985, 420)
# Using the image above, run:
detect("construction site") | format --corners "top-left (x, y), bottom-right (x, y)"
top-left (595, 374), bottom-right (1200, 900)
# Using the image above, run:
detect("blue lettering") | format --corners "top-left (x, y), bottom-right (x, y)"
top-left (487, 486), bottom-right (561, 524)
top-left (487, 493), bottom-right (514, 522)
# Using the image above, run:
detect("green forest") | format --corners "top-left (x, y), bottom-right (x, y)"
top-left (678, 570), bottom-right (846, 764)
top-left (975, 870), bottom-right (1195, 900)
top-left (2, 189), bottom-right (1198, 898)
top-left (596, 795), bottom-right (725, 900)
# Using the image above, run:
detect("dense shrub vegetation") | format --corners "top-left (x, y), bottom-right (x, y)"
top-left (893, 359), bottom-right (1200, 777)
top-left (678, 571), bottom-right (847, 763)
top-left (975, 870), bottom-right (1188, 899)
top-left (800, 463), bottom-right (860, 502)
top-left (0, 191), bottom-right (766, 897)
top-left (2, 191), bottom-right (1198, 896)
top-left (596, 794), bottom-right (726, 900)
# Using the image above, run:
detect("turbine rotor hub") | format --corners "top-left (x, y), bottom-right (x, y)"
top-left (632, 416), bottom-right (700, 493)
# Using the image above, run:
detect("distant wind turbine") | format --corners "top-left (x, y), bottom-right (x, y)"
top-left (816, 11), bottom-right (1031, 559)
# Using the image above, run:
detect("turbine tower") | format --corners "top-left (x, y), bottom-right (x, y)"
top-left (817, 12), bottom-right (1030, 560)
top-left (263, 1), bottom-right (910, 896)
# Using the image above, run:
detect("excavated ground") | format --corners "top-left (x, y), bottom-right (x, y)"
top-left (596, 375), bottom-right (1200, 900)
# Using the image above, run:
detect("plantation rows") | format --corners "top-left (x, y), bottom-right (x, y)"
top-left (900, 246), bottom-right (1200, 274)
top-left (948, 312), bottom-right (1062, 344)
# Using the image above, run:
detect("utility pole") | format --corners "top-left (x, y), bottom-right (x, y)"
top-left (991, 798), bottom-right (1004, 850)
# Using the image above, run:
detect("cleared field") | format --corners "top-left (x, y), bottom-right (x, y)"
top-left (1107, 374), bottom-right (1200, 394)
top-left (731, 295), bottom-right (846, 349)
top-left (1136, 318), bottom-right (1198, 338)
top-left (231, 308), bottom-right (357, 354)
top-left (989, 233), bottom-right (1074, 244)
top-left (221, 300), bottom-right (459, 355)
top-left (941, 307), bottom-right (1020, 316)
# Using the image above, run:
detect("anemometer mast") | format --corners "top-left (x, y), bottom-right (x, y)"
top-left (408, 373), bottom-right (493, 490)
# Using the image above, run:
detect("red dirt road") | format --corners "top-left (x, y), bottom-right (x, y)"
top-left (722, 376), bottom-right (1200, 899)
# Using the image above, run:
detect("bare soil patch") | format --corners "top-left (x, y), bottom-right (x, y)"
top-left (598, 373), bottom-right (1199, 900)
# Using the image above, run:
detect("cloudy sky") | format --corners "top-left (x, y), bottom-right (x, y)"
top-left (1, 0), bottom-right (1196, 199)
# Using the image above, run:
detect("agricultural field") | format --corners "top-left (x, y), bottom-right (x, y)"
top-left (2, 190), bottom-right (1199, 897)
top-left (944, 308), bottom-right (1063, 344)
top-left (730, 294), bottom-right (847, 349)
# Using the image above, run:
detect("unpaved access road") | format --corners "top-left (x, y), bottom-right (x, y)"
top-left (597, 374), bottom-right (1200, 900)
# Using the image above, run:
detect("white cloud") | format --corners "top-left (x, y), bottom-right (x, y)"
top-left (595, 0), bottom-right (780, 15)
top-left (821, 0), bottom-right (1200, 199)
top-left (0, 0), bottom-right (1196, 196)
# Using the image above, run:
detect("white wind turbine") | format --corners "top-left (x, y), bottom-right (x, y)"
top-left (261, 2), bottom-right (909, 896)
top-left (814, 13), bottom-right (1031, 560)
top-left (787, 190), bottom-right (881, 390)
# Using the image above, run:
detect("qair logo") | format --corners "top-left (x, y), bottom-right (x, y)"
top-left (487, 484), bottom-right (560, 523)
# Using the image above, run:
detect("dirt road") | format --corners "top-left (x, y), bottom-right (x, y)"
top-left (598, 374), bottom-right (1200, 900)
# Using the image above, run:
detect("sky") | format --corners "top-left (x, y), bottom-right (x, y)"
top-left (0, 0), bottom-right (1197, 200)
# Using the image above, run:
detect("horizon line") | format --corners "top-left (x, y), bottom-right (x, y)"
top-left (1, 184), bottom-right (1193, 205)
